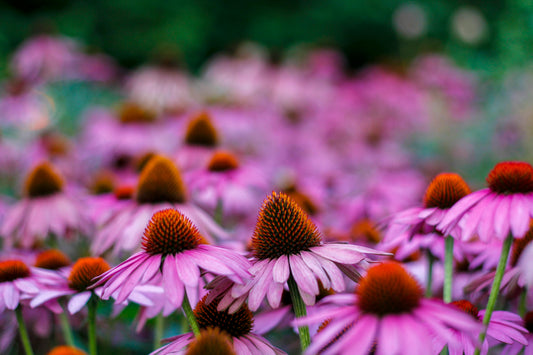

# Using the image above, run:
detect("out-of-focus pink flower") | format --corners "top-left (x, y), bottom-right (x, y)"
top-left (91, 155), bottom-right (228, 256)
top-left (438, 300), bottom-right (528, 355)
top-left (1, 162), bottom-right (92, 249)
top-left (0, 260), bottom-right (40, 311)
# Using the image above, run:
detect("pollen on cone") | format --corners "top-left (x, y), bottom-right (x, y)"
top-left (0, 260), bottom-right (30, 283)
top-left (251, 192), bottom-right (322, 260)
top-left (423, 173), bottom-right (471, 209)
top-left (68, 257), bottom-right (110, 292)
top-left (207, 151), bottom-right (239, 172)
top-left (35, 249), bottom-right (71, 270)
top-left (487, 161), bottom-right (533, 194)
top-left (357, 262), bottom-right (422, 316)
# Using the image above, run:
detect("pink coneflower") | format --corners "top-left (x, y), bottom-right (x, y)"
top-left (92, 155), bottom-right (228, 256)
top-left (0, 260), bottom-right (40, 311)
top-left (30, 257), bottom-right (114, 314)
top-left (93, 208), bottom-right (250, 317)
top-left (221, 192), bottom-right (388, 313)
top-left (380, 172), bottom-right (471, 258)
top-left (151, 294), bottom-right (285, 355)
top-left (295, 262), bottom-right (481, 355)
top-left (438, 162), bottom-right (533, 242)
top-left (186, 150), bottom-right (267, 222)
top-left (1, 162), bottom-right (91, 249)
top-left (502, 311), bottom-right (533, 355)
top-left (441, 300), bottom-right (528, 355)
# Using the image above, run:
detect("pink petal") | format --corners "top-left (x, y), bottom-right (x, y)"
top-left (272, 255), bottom-right (290, 284)
top-left (510, 194), bottom-right (531, 239)
top-left (4, 285), bottom-right (19, 310)
top-left (68, 291), bottom-right (92, 314)
top-left (175, 254), bottom-right (200, 287)
top-left (326, 314), bottom-right (377, 355)
top-left (377, 315), bottom-right (401, 355)
top-left (300, 251), bottom-right (330, 290)
top-left (289, 254), bottom-right (318, 296)
top-left (494, 196), bottom-right (511, 239)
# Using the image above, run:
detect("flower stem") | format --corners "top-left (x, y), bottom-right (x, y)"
top-left (153, 313), bottom-right (165, 350)
top-left (474, 233), bottom-right (513, 355)
top-left (426, 251), bottom-right (435, 298)
top-left (443, 236), bottom-right (454, 303)
top-left (88, 295), bottom-right (98, 355)
top-left (59, 310), bottom-right (75, 347)
top-left (288, 275), bottom-right (311, 351)
top-left (519, 288), bottom-right (528, 317)
top-left (214, 198), bottom-right (224, 225)
top-left (182, 292), bottom-right (200, 338)
top-left (15, 306), bottom-right (34, 355)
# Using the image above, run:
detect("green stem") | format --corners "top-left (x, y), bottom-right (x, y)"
top-left (153, 313), bottom-right (165, 350)
top-left (474, 233), bottom-right (513, 355)
top-left (443, 236), bottom-right (454, 303)
top-left (214, 198), bottom-right (223, 225)
top-left (182, 292), bottom-right (200, 338)
top-left (59, 310), bottom-right (75, 347)
top-left (15, 306), bottom-right (34, 355)
top-left (288, 275), bottom-right (311, 351)
top-left (519, 288), bottom-right (528, 317)
top-left (88, 295), bottom-right (98, 355)
top-left (426, 251), bottom-right (435, 298)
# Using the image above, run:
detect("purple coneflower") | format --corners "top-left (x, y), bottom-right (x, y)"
top-left (93, 208), bottom-right (250, 320)
top-left (438, 300), bottom-right (528, 355)
top-left (1, 162), bottom-right (91, 249)
top-left (295, 262), bottom-right (481, 355)
top-left (151, 294), bottom-right (285, 355)
top-left (91, 155), bottom-right (228, 256)
top-left (47, 345), bottom-right (87, 355)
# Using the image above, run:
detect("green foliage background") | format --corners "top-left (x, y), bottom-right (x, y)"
top-left (1, 0), bottom-right (530, 73)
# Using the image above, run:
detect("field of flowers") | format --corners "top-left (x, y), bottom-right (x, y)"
top-left (2, 32), bottom-right (533, 355)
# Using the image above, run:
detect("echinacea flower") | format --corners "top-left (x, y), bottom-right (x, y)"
top-left (30, 257), bottom-right (112, 314)
top-left (221, 192), bottom-right (389, 312)
top-left (0, 260), bottom-right (40, 311)
top-left (93, 208), bottom-right (251, 316)
top-left (1, 162), bottom-right (92, 249)
top-left (295, 262), bottom-right (481, 355)
top-left (186, 150), bottom-right (267, 221)
top-left (151, 294), bottom-right (285, 355)
top-left (437, 300), bottom-right (528, 355)
top-left (380, 172), bottom-right (471, 260)
top-left (92, 155), bottom-right (228, 256)
top-left (438, 162), bottom-right (533, 242)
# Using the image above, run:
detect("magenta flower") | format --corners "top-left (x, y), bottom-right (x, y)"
top-left (295, 262), bottom-right (481, 355)
top-left (186, 150), bottom-right (267, 220)
top-left (438, 162), bottom-right (533, 241)
top-left (151, 294), bottom-right (285, 355)
top-left (380, 172), bottom-right (471, 260)
top-left (221, 192), bottom-right (388, 312)
top-left (30, 256), bottom-right (153, 314)
top-left (436, 300), bottom-right (528, 355)
top-left (91, 155), bottom-right (228, 256)
top-left (1, 162), bottom-right (91, 249)
top-left (0, 260), bottom-right (40, 312)
top-left (93, 208), bottom-right (251, 316)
